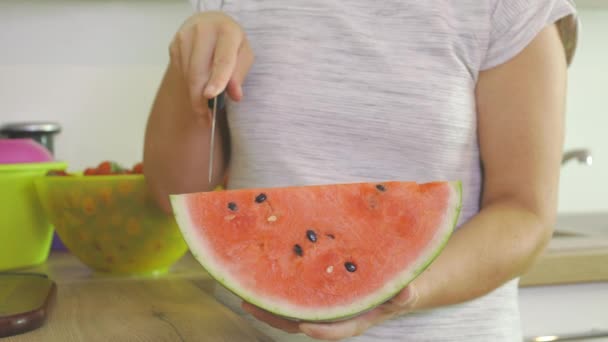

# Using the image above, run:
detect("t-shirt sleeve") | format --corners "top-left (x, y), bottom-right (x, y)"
top-left (481, 0), bottom-right (578, 71)
top-left (187, 0), bottom-right (201, 11)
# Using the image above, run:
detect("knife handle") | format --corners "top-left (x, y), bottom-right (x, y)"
top-left (207, 91), bottom-right (226, 110)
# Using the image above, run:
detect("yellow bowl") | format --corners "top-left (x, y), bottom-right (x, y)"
top-left (34, 174), bottom-right (189, 275)
top-left (0, 161), bottom-right (68, 271)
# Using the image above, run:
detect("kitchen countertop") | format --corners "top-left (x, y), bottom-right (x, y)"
top-left (519, 235), bottom-right (608, 286)
top-left (4, 252), bottom-right (279, 342)
top-left (5, 217), bottom-right (607, 341)
top-left (520, 212), bottom-right (608, 287)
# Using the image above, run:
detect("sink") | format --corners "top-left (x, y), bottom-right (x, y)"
top-left (552, 149), bottom-right (597, 238)
top-left (547, 212), bottom-right (608, 252)
top-left (553, 212), bottom-right (608, 237)
top-left (552, 230), bottom-right (584, 238)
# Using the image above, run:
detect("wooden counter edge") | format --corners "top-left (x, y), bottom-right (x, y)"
top-left (519, 246), bottom-right (608, 287)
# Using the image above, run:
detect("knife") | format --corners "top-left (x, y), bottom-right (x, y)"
top-left (207, 91), bottom-right (225, 184)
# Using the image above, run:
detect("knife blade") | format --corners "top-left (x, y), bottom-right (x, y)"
top-left (207, 91), bottom-right (225, 184)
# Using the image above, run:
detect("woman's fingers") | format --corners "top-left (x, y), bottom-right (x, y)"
top-left (386, 284), bottom-right (418, 309)
top-left (299, 310), bottom-right (382, 341)
top-left (227, 39), bottom-right (254, 101)
top-left (204, 25), bottom-right (243, 99)
top-left (168, 12), bottom-right (250, 115)
top-left (241, 302), bottom-right (302, 333)
top-left (186, 25), bottom-right (217, 115)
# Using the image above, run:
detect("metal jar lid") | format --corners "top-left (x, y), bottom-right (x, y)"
top-left (0, 122), bottom-right (61, 135)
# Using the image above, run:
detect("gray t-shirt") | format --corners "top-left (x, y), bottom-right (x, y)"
top-left (188, 1), bottom-right (577, 341)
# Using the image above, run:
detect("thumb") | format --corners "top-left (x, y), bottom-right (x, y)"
top-left (388, 285), bottom-right (419, 309)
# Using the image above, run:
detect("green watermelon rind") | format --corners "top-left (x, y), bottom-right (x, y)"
top-left (170, 180), bottom-right (462, 322)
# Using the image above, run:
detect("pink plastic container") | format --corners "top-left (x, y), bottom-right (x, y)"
top-left (0, 139), bottom-right (54, 164)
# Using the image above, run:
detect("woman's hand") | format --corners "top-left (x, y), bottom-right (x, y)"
top-left (241, 284), bottom-right (419, 341)
top-left (143, 11), bottom-right (253, 212)
top-left (170, 10), bottom-right (254, 116)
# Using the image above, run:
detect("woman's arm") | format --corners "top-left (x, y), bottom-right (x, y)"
top-left (412, 21), bottom-right (568, 310)
top-left (143, 63), bottom-right (228, 213)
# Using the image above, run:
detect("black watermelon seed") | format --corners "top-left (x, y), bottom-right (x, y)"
top-left (227, 202), bottom-right (238, 211)
top-left (293, 244), bottom-right (303, 257)
top-left (345, 262), bottom-right (357, 272)
top-left (306, 229), bottom-right (317, 243)
top-left (326, 234), bottom-right (335, 239)
top-left (376, 184), bottom-right (386, 192)
top-left (255, 193), bottom-right (267, 203)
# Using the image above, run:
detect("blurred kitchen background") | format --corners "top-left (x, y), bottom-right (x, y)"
top-left (0, 0), bottom-right (606, 214)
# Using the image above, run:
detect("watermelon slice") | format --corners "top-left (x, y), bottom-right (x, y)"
top-left (170, 181), bottom-right (462, 322)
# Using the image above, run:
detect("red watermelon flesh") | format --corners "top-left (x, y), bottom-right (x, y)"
top-left (170, 181), bottom-right (461, 322)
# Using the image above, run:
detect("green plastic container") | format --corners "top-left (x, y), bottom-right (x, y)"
top-left (0, 161), bottom-right (68, 271)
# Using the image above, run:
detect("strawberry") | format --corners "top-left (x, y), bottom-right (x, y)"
top-left (95, 161), bottom-right (125, 175)
top-left (132, 162), bottom-right (144, 174)
top-left (84, 168), bottom-right (97, 176)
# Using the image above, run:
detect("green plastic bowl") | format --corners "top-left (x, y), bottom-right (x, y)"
top-left (34, 174), bottom-right (189, 275)
top-left (0, 161), bottom-right (68, 271)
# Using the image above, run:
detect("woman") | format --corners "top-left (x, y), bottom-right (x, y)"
top-left (143, 0), bottom-right (578, 340)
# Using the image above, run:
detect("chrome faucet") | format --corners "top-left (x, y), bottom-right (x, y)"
top-left (562, 148), bottom-right (592, 166)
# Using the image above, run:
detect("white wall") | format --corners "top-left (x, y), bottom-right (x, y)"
top-left (0, 0), bottom-right (193, 170)
top-left (0, 1), bottom-right (606, 214)
top-left (559, 9), bottom-right (608, 214)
